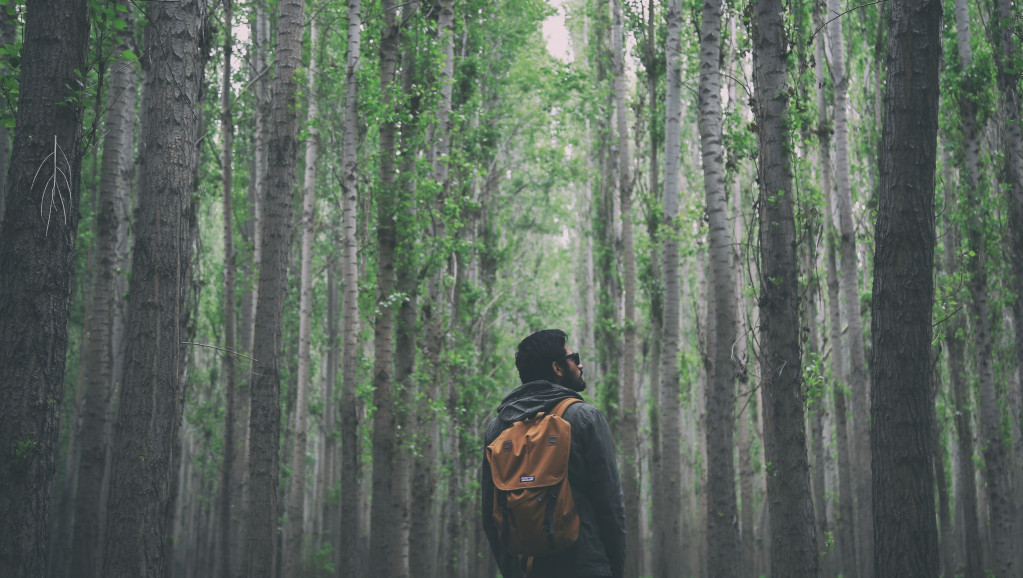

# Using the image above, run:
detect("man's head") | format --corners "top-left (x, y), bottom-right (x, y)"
top-left (515, 329), bottom-right (587, 392)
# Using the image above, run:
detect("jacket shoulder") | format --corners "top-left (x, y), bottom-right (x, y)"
top-left (562, 400), bottom-right (606, 430)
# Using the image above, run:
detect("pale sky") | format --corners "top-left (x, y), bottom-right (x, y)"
top-left (542, 1), bottom-right (574, 62)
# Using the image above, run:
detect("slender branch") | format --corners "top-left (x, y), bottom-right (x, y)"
top-left (180, 341), bottom-right (257, 362)
top-left (810, 0), bottom-right (887, 43)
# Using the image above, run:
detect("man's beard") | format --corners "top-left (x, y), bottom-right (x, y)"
top-left (564, 374), bottom-right (587, 392)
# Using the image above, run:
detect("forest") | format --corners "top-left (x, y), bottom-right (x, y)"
top-left (0, 0), bottom-right (1020, 575)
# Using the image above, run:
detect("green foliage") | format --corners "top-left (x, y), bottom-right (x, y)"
top-left (803, 350), bottom-right (827, 413)
top-left (15, 438), bottom-right (40, 462)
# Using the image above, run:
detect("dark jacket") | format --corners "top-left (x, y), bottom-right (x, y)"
top-left (481, 381), bottom-right (626, 578)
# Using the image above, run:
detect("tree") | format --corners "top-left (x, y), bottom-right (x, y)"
top-left (395, 6), bottom-right (421, 575)
top-left (70, 2), bottom-right (137, 574)
top-left (101, 0), bottom-right (208, 573)
top-left (870, 0), bottom-right (941, 572)
top-left (217, 1), bottom-right (240, 575)
top-left (367, 0), bottom-right (403, 575)
top-left (698, 0), bottom-right (740, 572)
top-left (284, 15), bottom-right (320, 578)
top-left (245, 0), bottom-right (305, 571)
top-left (0, 0), bottom-right (90, 573)
top-left (750, 0), bottom-right (819, 571)
top-left (0, 5), bottom-right (16, 223)
top-left (655, 0), bottom-right (684, 574)
top-left (950, 1), bottom-right (1016, 573)
top-left (994, 0), bottom-right (1023, 477)
top-left (813, 3), bottom-right (858, 574)
top-left (338, 0), bottom-right (364, 573)
top-left (823, 1), bottom-right (874, 569)
top-left (611, 0), bottom-right (640, 574)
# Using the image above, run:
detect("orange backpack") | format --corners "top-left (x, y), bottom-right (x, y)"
top-left (486, 397), bottom-right (581, 561)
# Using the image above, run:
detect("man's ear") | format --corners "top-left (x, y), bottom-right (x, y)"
top-left (552, 360), bottom-right (564, 377)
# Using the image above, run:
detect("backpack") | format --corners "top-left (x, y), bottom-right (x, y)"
top-left (486, 397), bottom-right (581, 561)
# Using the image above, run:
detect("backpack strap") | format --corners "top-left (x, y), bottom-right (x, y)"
top-left (550, 397), bottom-right (581, 418)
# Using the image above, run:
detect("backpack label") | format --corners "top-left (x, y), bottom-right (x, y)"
top-left (520, 475), bottom-right (535, 482)
top-left (547, 435), bottom-right (559, 446)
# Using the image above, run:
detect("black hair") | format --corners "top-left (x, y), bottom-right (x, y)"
top-left (515, 329), bottom-right (568, 384)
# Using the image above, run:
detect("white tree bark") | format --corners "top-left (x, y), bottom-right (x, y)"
top-left (284, 17), bottom-right (319, 578)
top-left (656, 1), bottom-right (684, 574)
top-left (338, 0), bottom-right (363, 575)
top-left (824, 5), bottom-right (873, 573)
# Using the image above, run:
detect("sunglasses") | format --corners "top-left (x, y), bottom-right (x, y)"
top-left (561, 352), bottom-right (581, 366)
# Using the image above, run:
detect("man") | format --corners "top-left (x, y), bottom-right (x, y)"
top-left (481, 329), bottom-right (626, 577)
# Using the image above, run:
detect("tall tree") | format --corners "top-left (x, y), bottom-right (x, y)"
top-left (414, 0), bottom-right (456, 572)
top-left (245, 0), bottom-right (305, 570)
top-left (245, 0), bottom-right (271, 348)
top-left (101, 0), bottom-right (208, 573)
top-left (804, 227), bottom-right (828, 574)
top-left (643, 15), bottom-right (664, 573)
top-left (698, 0), bottom-right (740, 572)
top-left (813, 3), bottom-right (858, 574)
top-left (870, 0), bottom-right (941, 572)
top-left (0, 0), bottom-right (90, 573)
top-left (590, 0), bottom-right (621, 434)
top-left (395, 5), bottom-right (421, 575)
top-left (338, 0), bottom-right (364, 573)
top-left (750, 0), bottom-right (819, 572)
top-left (611, 0), bottom-right (640, 574)
top-left (367, 0), bottom-right (403, 575)
top-left (929, 341), bottom-right (953, 578)
top-left (217, 0), bottom-right (240, 574)
top-left (284, 16), bottom-right (320, 578)
top-left (656, 0), bottom-right (684, 574)
top-left (823, 1), bottom-right (873, 570)
top-left (70, 2), bottom-right (137, 574)
top-left (952, 2), bottom-right (1016, 573)
top-left (0, 5), bottom-right (16, 223)
top-left (942, 169), bottom-right (981, 578)
top-left (994, 0), bottom-right (1023, 456)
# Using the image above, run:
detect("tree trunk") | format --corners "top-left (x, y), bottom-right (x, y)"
top-left (592, 0), bottom-right (621, 435)
top-left (245, 0), bottom-right (305, 571)
top-left (698, 0), bottom-right (741, 573)
top-left (247, 1), bottom-right (271, 347)
top-left (368, 0), bottom-right (402, 575)
top-left (232, 8), bottom-right (269, 570)
top-left (813, 5), bottom-right (858, 574)
top-left (338, 0), bottom-right (363, 574)
top-left (806, 240), bottom-right (829, 575)
top-left (930, 350), bottom-right (953, 578)
top-left (954, 3), bottom-right (1016, 573)
top-left (995, 0), bottom-right (1023, 482)
top-left (284, 17), bottom-right (319, 578)
top-left (870, 0), bottom-right (941, 572)
top-left (656, 1), bottom-right (684, 574)
top-left (751, 0), bottom-right (819, 571)
top-left (823, 2), bottom-right (873, 573)
top-left (0, 7), bottom-right (15, 223)
top-left (943, 158), bottom-right (982, 575)
top-left (101, 1), bottom-right (207, 574)
top-left (217, 2), bottom-right (239, 575)
top-left (395, 9), bottom-right (420, 574)
top-left (738, 388), bottom-right (757, 578)
top-left (610, 0), bottom-right (639, 574)
top-left (0, 0), bottom-right (90, 574)
top-left (643, 2), bottom-right (661, 574)
top-left (70, 4), bottom-right (136, 575)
